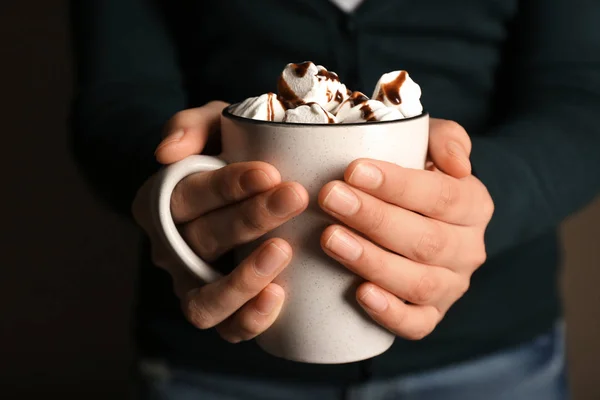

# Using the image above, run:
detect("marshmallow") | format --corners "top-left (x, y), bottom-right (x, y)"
top-left (232, 62), bottom-right (423, 124)
top-left (230, 92), bottom-right (287, 122)
top-left (337, 99), bottom-right (404, 123)
top-left (282, 103), bottom-right (338, 124)
top-left (316, 65), bottom-right (350, 112)
top-left (277, 62), bottom-right (327, 106)
top-left (277, 62), bottom-right (349, 112)
top-left (335, 91), bottom-right (370, 121)
top-left (372, 70), bottom-right (423, 118)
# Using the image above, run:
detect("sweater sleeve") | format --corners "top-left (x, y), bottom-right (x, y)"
top-left (68, 0), bottom-right (186, 217)
top-left (469, 0), bottom-right (600, 258)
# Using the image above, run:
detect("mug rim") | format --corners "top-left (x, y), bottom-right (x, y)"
top-left (222, 103), bottom-right (429, 127)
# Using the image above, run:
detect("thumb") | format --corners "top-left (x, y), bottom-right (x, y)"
top-left (155, 100), bottom-right (229, 165)
top-left (428, 118), bottom-right (472, 179)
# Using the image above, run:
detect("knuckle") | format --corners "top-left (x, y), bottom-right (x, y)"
top-left (209, 170), bottom-right (241, 204)
top-left (457, 277), bottom-right (471, 297)
top-left (482, 193), bottom-right (495, 222)
top-left (239, 202), bottom-right (271, 233)
top-left (368, 255), bottom-right (388, 282)
top-left (471, 244), bottom-right (488, 268)
top-left (166, 110), bottom-right (195, 133)
top-left (412, 223), bottom-right (446, 264)
top-left (409, 323), bottom-right (435, 341)
top-left (169, 110), bottom-right (187, 126)
top-left (170, 183), bottom-right (188, 219)
top-left (207, 100), bottom-right (230, 111)
top-left (390, 307), bottom-right (409, 334)
top-left (182, 220), bottom-right (221, 261)
top-left (473, 179), bottom-right (494, 223)
top-left (445, 120), bottom-right (468, 141)
top-left (368, 206), bottom-right (388, 233)
top-left (225, 273), bottom-right (257, 297)
top-left (464, 229), bottom-right (487, 269)
top-left (185, 298), bottom-right (215, 330)
top-left (392, 174), bottom-right (409, 200)
top-left (407, 330), bottom-right (427, 341)
top-left (430, 176), bottom-right (459, 217)
top-left (410, 272), bottom-right (440, 304)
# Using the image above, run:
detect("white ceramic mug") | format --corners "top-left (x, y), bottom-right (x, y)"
top-left (154, 106), bottom-right (429, 364)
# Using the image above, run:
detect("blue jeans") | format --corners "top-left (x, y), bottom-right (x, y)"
top-left (139, 322), bottom-right (568, 400)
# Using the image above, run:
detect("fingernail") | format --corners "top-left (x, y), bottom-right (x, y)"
top-left (255, 288), bottom-right (282, 315)
top-left (446, 141), bottom-right (470, 170)
top-left (155, 129), bottom-right (185, 154)
top-left (359, 286), bottom-right (389, 312)
top-left (240, 170), bottom-right (274, 194)
top-left (348, 162), bottom-right (383, 189)
top-left (254, 242), bottom-right (290, 276)
top-left (325, 228), bottom-right (363, 261)
top-left (323, 184), bottom-right (359, 216)
top-left (267, 186), bottom-right (304, 218)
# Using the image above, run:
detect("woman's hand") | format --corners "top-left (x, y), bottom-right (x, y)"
top-left (132, 101), bottom-right (309, 343)
top-left (319, 119), bottom-right (494, 339)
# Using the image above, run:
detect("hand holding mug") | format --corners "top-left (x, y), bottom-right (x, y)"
top-left (132, 101), bottom-right (309, 344)
top-left (319, 119), bottom-right (494, 339)
top-left (142, 101), bottom-right (492, 363)
top-left (149, 104), bottom-right (431, 363)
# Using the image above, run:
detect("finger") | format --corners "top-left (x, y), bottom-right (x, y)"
top-left (321, 225), bottom-right (467, 310)
top-left (156, 101), bottom-right (229, 165)
top-left (344, 159), bottom-right (480, 225)
top-left (171, 161), bottom-right (281, 223)
top-left (319, 181), bottom-right (476, 269)
top-left (182, 239), bottom-right (291, 330)
top-left (428, 118), bottom-right (472, 178)
top-left (183, 182), bottom-right (308, 261)
top-left (356, 282), bottom-right (441, 341)
top-left (215, 283), bottom-right (285, 343)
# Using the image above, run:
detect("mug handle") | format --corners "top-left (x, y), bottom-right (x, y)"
top-left (153, 154), bottom-right (228, 283)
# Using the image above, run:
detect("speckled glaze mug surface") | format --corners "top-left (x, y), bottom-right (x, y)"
top-left (154, 105), bottom-right (430, 364)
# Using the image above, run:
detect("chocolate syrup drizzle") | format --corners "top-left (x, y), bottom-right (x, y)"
top-left (292, 61), bottom-right (312, 77)
top-left (360, 104), bottom-right (378, 122)
top-left (277, 94), bottom-right (292, 110)
top-left (347, 91), bottom-right (370, 107)
top-left (277, 76), bottom-right (302, 107)
top-left (277, 62), bottom-right (346, 116)
top-left (375, 71), bottom-right (407, 105)
top-left (317, 68), bottom-right (340, 82)
top-left (266, 93), bottom-right (275, 121)
top-left (326, 89), bottom-right (333, 102)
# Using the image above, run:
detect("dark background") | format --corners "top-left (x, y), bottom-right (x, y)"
top-left (1, 1), bottom-right (599, 399)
